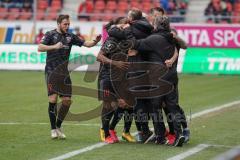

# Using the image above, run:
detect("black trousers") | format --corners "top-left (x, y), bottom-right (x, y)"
top-left (149, 98), bottom-right (166, 138)
top-left (160, 84), bottom-right (184, 137)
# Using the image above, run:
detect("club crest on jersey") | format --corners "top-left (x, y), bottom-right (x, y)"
top-left (66, 37), bottom-right (71, 43)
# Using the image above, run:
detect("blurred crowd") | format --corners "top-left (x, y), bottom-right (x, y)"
top-left (0, 0), bottom-right (33, 11)
top-left (1, 0), bottom-right (239, 23)
top-left (204, 0), bottom-right (236, 23)
top-left (78, 0), bottom-right (189, 22)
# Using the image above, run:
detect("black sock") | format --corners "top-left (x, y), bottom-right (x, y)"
top-left (48, 102), bottom-right (57, 129)
top-left (124, 109), bottom-right (133, 133)
top-left (140, 115), bottom-right (150, 134)
top-left (109, 107), bottom-right (124, 130)
top-left (179, 106), bottom-right (188, 129)
top-left (56, 102), bottom-right (70, 128)
top-left (167, 116), bottom-right (175, 134)
top-left (135, 121), bottom-right (142, 132)
top-left (101, 102), bottom-right (115, 138)
top-left (102, 111), bottom-right (114, 138)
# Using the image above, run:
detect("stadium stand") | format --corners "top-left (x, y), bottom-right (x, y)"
top-left (0, 0), bottom-right (63, 20)
top-left (0, 0), bottom-right (188, 22)
top-left (5, 0), bottom-right (240, 23)
top-left (77, 0), bottom-right (189, 22)
top-left (0, 0), bottom-right (189, 22)
top-left (204, 0), bottom-right (240, 23)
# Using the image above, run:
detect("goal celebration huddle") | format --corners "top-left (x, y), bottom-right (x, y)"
top-left (39, 7), bottom-right (190, 148)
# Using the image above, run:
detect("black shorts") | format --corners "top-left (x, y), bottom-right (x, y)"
top-left (98, 79), bottom-right (117, 101)
top-left (45, 71), bottom-right (72, 97)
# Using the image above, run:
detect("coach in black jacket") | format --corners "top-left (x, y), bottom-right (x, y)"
top-left (132, 16), bottom-right (185, 146)
top-left (127, 9), bottom-right (156, 142)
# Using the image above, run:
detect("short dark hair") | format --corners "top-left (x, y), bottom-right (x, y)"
top-left (104, 17), bottom-right (126, 30)
top-left (129, 8), bottom-right (142, 21)
top-left (150, 7), bottom-right (165, 15)
top-left (154, 16), bottom-right (170, 32)
top-left (57, 14), bottom-right (70, 24)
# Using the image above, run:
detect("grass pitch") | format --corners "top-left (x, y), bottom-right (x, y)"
top-left (0, 71), bottom-right (240, 160)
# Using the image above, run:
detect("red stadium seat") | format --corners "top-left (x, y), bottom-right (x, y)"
top-left (116, 8), bottom-right (127, 17)
top-left (51, 0), bottom-right (62, 11)
top-left (118, 1), bottom-right (128, 11)
top-left (106, 0), bottom-right (117, 11)
top-left (130, 1), bottom-right (141, 9)
top-left (142, 2), bottom-right (152, 13)
top-left (20, 9), bottom-right (33, 20)
top-left (235, 3), bottom-right (240, 11)
top-left (103, 10), bottom-right (114, 22)
top-left (94, 0), bottom-right (105, 11)
top-left (0, 8), bottom-right (8, 19)
top-left (91, 9), bottom-right (102, 21)
top-left (7, 8), bottom-right (20, 20)
top-left (226, 2), bottom-right (233, 12)
top-left (37, 9), bottom-right (46, 20)
top-left (130, 0), bottom-right (140, 2)
top-left (153, 1), bottom-right (161, 7)
top-left (46, 9), bottom-right (58, 20)
top-left (143, 0), bottom-right (152, 2)
top-left (38, 0), bottom-right (48, 10)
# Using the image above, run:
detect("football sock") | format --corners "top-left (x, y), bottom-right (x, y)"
top-left (56, 102), bottom-right (70, 128)
top-left (109, 107), bottom-right (124, 130)
top-left (48, 102), bottom-right (57, 129)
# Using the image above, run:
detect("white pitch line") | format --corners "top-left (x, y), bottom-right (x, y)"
top-left (167, 144), bottom-right (235, 160)
top-left (189, 100), bottom-right (240, 119)
top-left (167, 144), bottom-right (210, 160)
top-left (0, 122), bottom-right (123, 127)
top-left (47, 100), bottom-right (240, 160)
top-left (210, 144), bottom-right (235, 149)
top-left (48, 143), bottom-right (107, 160)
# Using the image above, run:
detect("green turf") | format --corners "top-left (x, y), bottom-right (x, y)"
top-left (67, 106), bottom-right (240, 160)
top-left (0, 71), bottom-right (240, 160)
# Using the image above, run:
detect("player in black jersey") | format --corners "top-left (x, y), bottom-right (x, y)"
top-left (38, 14), bottom-right (101, 139)
top-left (97, 17), bottom-right (136, 144)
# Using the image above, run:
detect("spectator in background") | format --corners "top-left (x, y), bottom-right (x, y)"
top-left (48, 0), bottom-right (52, 6)
top-left (48, 0), bottom-right (63, 7)
top-left (205, 0), bottom-right (222, 23)
top-left (167, 0), bottom-right (177, 15)
top-left (35, 28), bottom-right (44, 44)
top-left (2, 0), bottom-right (14, 8)
top-left (12, 0), bottom-right (23, 8)
top-left (74, 27), bottom-right (85, 40)
top-left (205, 0), bottom-right (233, 23)
top-left (23, 0), bottom-right (33, 11)
top-left (160, 0), bottom-right (169, 11)
top-left (221, 0), bottom-right (233, 23)
top-left (78, 0), bottom-right (94, 21)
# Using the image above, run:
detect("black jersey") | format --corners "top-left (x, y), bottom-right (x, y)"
top-left (98, 27), bottom-right (132, 81)
top-left (41, 29), bottom-right (85, 72)
top-left (98, 37), bottom-right (124, 81)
